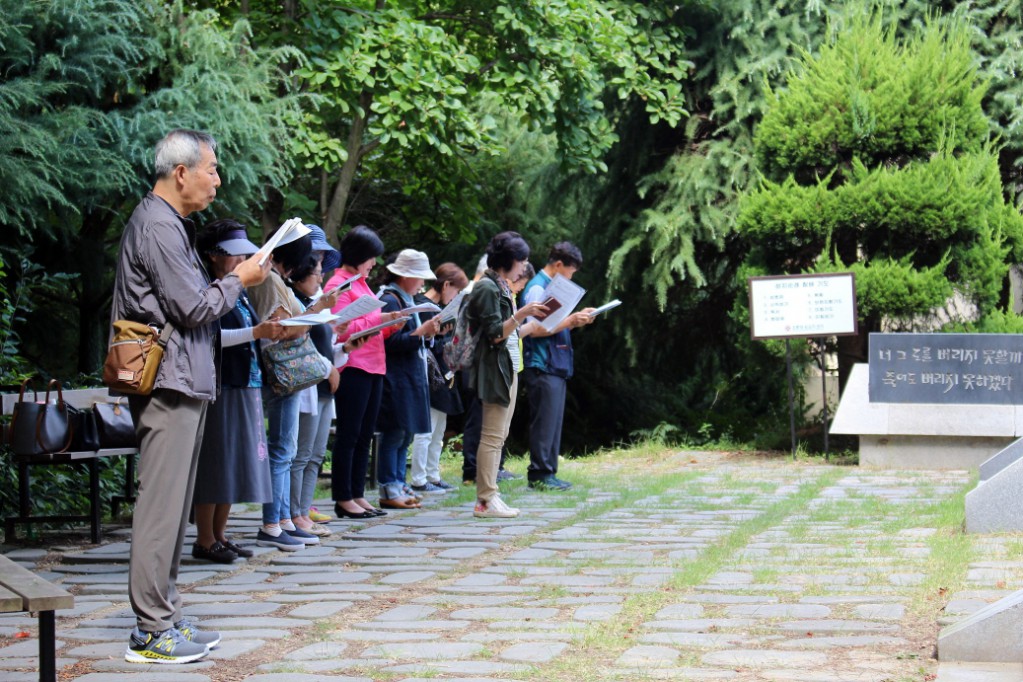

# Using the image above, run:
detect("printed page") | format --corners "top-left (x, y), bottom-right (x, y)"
top-left (402, 301), bottom-right (443, 316)
top-left (333, 295), bottom-right (387, 325)
top-left (258, 217), bottom-right (311, 265)
top-left (279, 310), bottom-right (342, 327)
top-left (538, 274), bottom-right (586, 332)
top-left (347, 316), bottom-right (407, 342)
top-left (589, 299), bottom-right (622, 318)
top-left (438, 291), bottom-right (466, 323)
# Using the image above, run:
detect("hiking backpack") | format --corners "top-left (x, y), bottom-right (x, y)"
top-left (442, 296), bottom-right (481, 372)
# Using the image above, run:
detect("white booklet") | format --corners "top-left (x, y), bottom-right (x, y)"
top-left (402, 301), bottom-right (442, 316)
top-left (258, 217), bottom-right (311, 266)
top-left (279, 310), bottom-right (342, 327)
top-left (589, 299), bottom-right (622, 318)
top-left (536, 274), bottom-right (586, 332)
top-left (332, 295), bottom-right (386, 325)
top-left (438, 290), bottom-right (466, 323)
top-left (347, 316), bottom-right (407, 342)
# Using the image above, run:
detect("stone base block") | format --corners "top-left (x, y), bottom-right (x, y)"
top-left (939, 589), bottom-right (1023, 662)
top-left (966, 454), bottom-right (1023, 533)
top-left (936, 662), bottom-right (1023, 682)
top-left (979, 438), bottom-right (1023, 482)
top-left (831, 364), bottom-right (1021, 470)
top-left (859, 435), bottom-right (1008, 470)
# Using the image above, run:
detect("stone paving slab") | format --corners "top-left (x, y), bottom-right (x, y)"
top-left (2, 456), bottom-right (1016, 681)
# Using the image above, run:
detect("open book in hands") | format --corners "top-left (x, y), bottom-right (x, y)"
top-left (588, 299), bottom-right (621, 318)
top-left (401, 301), bottom-right (442, 316)
top-left (323, 273), bottom-right (362, 297)
top-left (533, 274), bottom-right (586, 332)
top-left (346, 316), bottom-right (407, 342)
top-left (258, 217), bottom-right (311, 266)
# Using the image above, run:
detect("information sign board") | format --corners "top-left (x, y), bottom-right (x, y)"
top-left (748, 273), bottom-right (858, 340)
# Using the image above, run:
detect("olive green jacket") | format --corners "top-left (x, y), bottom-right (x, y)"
top-left (467, 272), bottom-right (514, 406)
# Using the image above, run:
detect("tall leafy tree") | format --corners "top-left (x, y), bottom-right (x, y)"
top-left (290, 0), bottom-right (690, 241)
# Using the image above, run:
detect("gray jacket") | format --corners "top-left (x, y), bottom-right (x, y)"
top-left (111, 192), bottom-right (244, 400)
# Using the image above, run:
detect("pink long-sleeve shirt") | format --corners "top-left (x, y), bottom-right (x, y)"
top-left (327, 270), bottom-right (395, 375)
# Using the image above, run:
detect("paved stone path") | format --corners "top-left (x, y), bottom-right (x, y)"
top-left (1, 451), bottom-right (1022, 681)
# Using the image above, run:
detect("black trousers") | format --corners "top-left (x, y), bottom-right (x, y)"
top-left (523, 368), bottom-right (567, 481)
top-left (331, 368), bottom-right (382, 501)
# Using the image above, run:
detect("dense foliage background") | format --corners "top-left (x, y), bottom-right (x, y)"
top-left (5, 0), bottom-right (1023, 461)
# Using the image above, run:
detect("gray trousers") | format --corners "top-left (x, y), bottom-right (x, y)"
top-left (128, 389), bottom-right (208, 633)
top-left (523, 368), bottom-right (567, 481)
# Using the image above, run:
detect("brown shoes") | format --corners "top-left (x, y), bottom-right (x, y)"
top-left (379, 497), bottom-right (421, 509)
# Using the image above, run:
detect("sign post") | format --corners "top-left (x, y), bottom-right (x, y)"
top-left (748, 273), bottom-right (859, 456)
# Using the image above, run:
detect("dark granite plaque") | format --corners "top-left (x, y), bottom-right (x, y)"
top-left (868, 332), bottom-right (1023, 404)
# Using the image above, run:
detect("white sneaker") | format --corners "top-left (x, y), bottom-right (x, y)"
top-left (474, 495), bottom-right (519, 518)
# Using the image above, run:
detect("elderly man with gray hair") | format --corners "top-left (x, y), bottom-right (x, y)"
top-left (111, 129), bottom-right (270, 664)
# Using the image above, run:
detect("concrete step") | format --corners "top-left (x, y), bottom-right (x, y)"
top-left (937, 662), bottom-right (1023, 681)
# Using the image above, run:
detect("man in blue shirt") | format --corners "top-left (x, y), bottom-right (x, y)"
top-left (521, 242), bottom-right (594, 490)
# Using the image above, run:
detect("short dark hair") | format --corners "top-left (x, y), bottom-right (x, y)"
top-left (272, 233), bottom-right (312, 273)
top-left (289, 254), bottom-right (321, 284)
top-left (339, 225), bottom-right (384, 266)
top-left (197, 217), bottom-right (245, 261)
top-left (486, 231), bottom-right (530, 272)
top-left (379, 251), bottom-right (399, 286)
top-left (548, 241), bottom-right (583, 268)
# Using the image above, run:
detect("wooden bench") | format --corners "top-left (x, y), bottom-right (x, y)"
top-left (0, 553), bottom-right (74, 682)
top-left (1, 388), bottom-right (138, 543)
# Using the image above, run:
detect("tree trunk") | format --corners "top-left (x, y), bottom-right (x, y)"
top-left (77, 211), bottom-right (115, 375)
top-left (324, 90), bottom-right (374, 237)
top-left (260, 185), bottom-right (285, 241)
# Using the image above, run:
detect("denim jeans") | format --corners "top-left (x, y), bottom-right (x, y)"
top-left (377, 427), bottom-right (414, 500)
top-left (262, 388), bottom-right (300, 525)
top-left (291, 392), bottom-right (333, 517)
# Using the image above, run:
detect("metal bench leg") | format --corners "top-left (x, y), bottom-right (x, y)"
top-left (88, 460), bottom-right (100, 544)
top-left (9, 460), bottom-right (31, 541)
top-left (111, 452), bottom-right (137, 519)
top-left (367, 432), bottom-right (379, 488)
top-left (38, 609), bottom-right (56, 682)
top-left (18, 460), bottom-right (30, 520)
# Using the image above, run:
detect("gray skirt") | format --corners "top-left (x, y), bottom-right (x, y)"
top-left (194, 386), bottom-right (272, 505)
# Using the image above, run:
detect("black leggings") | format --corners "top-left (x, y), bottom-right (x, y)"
top-left (331, 368), bottom-right (383, 501)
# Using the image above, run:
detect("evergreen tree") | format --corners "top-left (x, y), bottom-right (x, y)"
top-left (0, 0), bottom-right (302, 377)
top-left (737, 11), bottom-right (1023, 388)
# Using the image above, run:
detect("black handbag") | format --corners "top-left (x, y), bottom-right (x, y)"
top-left (94, 399), bottom-right (136, 448)
top-left (426, 350), bottom-right (447, 392)
top-left (9, 379), bottom-right (73, 456)
top-left (67, 405), bottom-right (101, 451)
